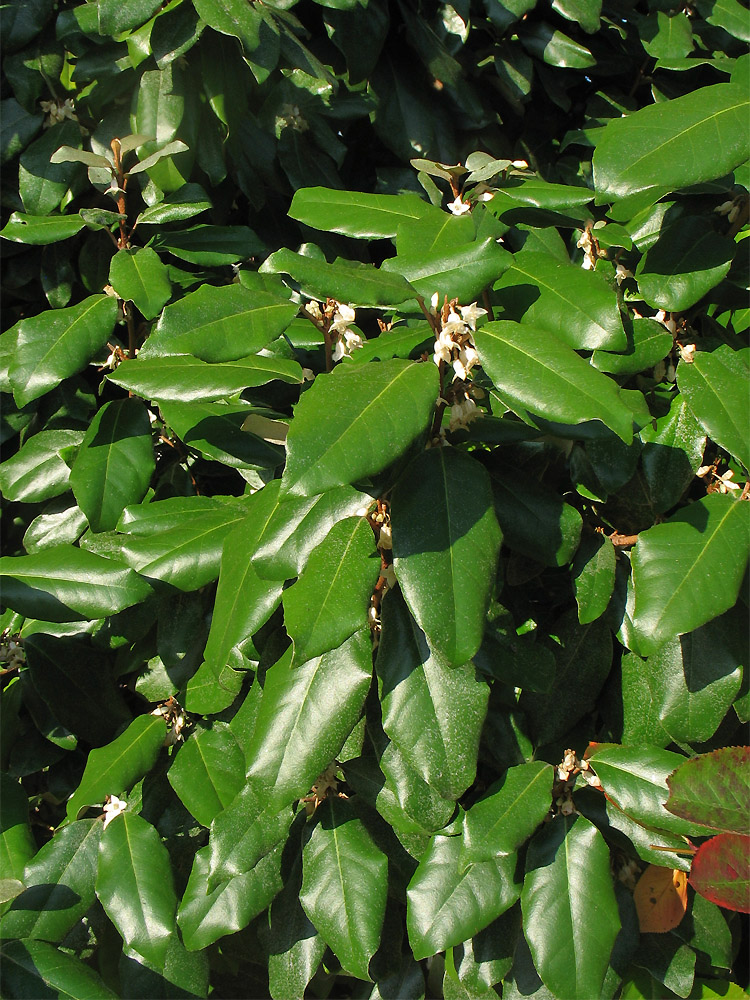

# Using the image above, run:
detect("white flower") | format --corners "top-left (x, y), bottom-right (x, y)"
top-left (654, 310), bottom-right (678, 335)
top-left (381, 564), bottom-right (397, 590)
top-left (378, 523), bottom-right (392, 550)
top-left (332, 328), bottom-right (363, 362)
top-left (449, 394), bottom-right (479, 432)
top-left (615, 263), bottom-right (633, 285)
top-left (40, 98), bottom-right (77, 129)
top-left (459, 302), bottom-right (487, 330)
top-left (448, 195), bottom-right (471, 216)
top-left (102, 795), bottom-right (127, 829)
top-left (330, 303), bottom-right (356, 334)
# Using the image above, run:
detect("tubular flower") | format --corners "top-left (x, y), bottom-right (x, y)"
top-left (431, 295), bottom-right (486, 383)
top-left (329, 302), bottom-right (363, 361)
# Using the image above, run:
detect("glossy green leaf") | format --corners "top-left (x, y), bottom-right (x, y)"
top-left (0, 774), bottom-right (36, 882)
top-left (167, 723), bottom-right (245, 827)
top-left (177, 840), bottom-right (284, 951)
top-left (631, 493), bottom-right (750, 654)
top-left (593, 83), bottom-right (750, 204)
top-left (268, 853), bottom-right (326, 1000)
top-left (520, 610), bottom-right (612, 745)
top-left (263, 248), bottom-right (416, 307)
top-left (66, 715), bottom-right (166, 821)
top-left (640, 397), bottom-right (706, 513)
top-left (588, 745), bottom-right (700, 837)
top-left (138, 283), bottom-right (298, 362)
top-left (706, 0), bottom-right (750, 40)
top-left (159, 399), bottom-right (284, 470)
top-left (666, 747), bottom-right (750, 834)
top-left (19, 122), bottom-right (84, 217)
top-left (96, 812), bottom-right (177, 967)
top-left (632, 931), bottom-right (696, 997)
top-left (689, 834), bottom-right (750, 913)
top-left (98, 0), bottom-right (162, 34)
top-left (150, 225), bottom-right (265, 264)
top-left (406, 834), bottom-right (522, 960)
top-left (281, 359), bottom-right (439, 498)
top-left (108, 352), bottom-right (303, 403)
top-left (490, 467), bottom-right (582, 567)
top-left (50, 146), bottom-right (113, 170)
top-left (521, 21), bottom-right (596, 68)
top-left (0, 546), bottom-right (153, 623)
top-left (289, 186), bottom-right (434, 238)
top-left (283, 516), bottom-right (379, 665)
top-left (376, 589), bottom-right (489, 800)
top-left (0, 99), bottom-right (42, 165)
top-left (0, 212), bottom-right (85, 245)
top-left (200, 484), bottom-right (284, 681)
top-left (8, 294), bottom-right (117, 407)
top-left (494, 251), bottom-right (626, 351)
top-left (591, 318), bottom-right (673, 376)
top-left (127, 139), bottom-right (190, 176)
top-left (134, 183), bottom-right (211, 226)
top-left (522, 814), bottom-right (620, 1000)
top-left (396, 212), bottom-right (476, 258)
top-left (69, 398), bottom-right (155, 532)
top-left (381, 239), bottom-right (511, 304)
top-left (636, 219), bottom-right (735, 312)
top-left (24, 633), bottom-right (131, 746)
top-left (0, 939), bottom-right (118, 1000)
top-left (246, 630), bottom-right (373, 809)
top-left (0, 429), bottom-right (84, 503)
top-left (392, 448), bottom-right (501, 667)
top-left (572, 532), bottom-right (616, 624)
top-left (0, 820), bottom-right (101, 942)
top-left (643, 619), bottom-right (743, 744)
top-left (108, 247), bottom-right (171, 321)
top-left (462, 762), bottom-right (553, 863)
top-left (252, 485), bottom-right (371, 581)
top-left (677, 345), bottom-right (750, 472)
top-left (474, 321), bottom-right (635, 443)
top-left (300, 796), bottom-right (388, 980)
top-left (193, 0), bottom-right (278, 81)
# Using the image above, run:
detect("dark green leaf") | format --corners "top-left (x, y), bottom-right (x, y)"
top-left (462, 762), bottom-right (553, 863)
top-left (572, 532), bottom-right (616, 624)
top-left (520, 21), bottom-right (596, 68)
top-left (0, 773), bottom-right (36, 881)
top-left (98, 0), bottom-right (162, 34)
top-left (134, 183), bottom-right (211, 226)
top-left (392, 448), bottom-right (502, 667)
top-left (0, 212), bottom-right (85, 245)
top-left (0, 430), bottom-right (84, 503)
top-left (108, 247), bottom-right (172, 321)
top-left (640, 397), bottom-right (706, 513)
top-left (19, 121), bottom-right (84, 216)
top-left (677, 345), bottom-right (749, 472)
top-left (268, 853), bottom-right (326, 1000)
top-left (521, 814), bottom-right (620, 999)
top-left (591, 318), bottom-right (674, 377)
top-left (0, 939), bottom-right (118, 1000)
top-left (159, 399), bottom-right (284, 470)
top-left (636, 219), bottom-right (735, 312)
top-left (263, 248), bottom-right (416, 307)
top-left (150, 225), bottom-right (264, 265)
top-left (69, 398), bottom-right (155, 532)
top-left (289, 186), bottom-right (433, 239)
top-left (167, 723), bottom-right (245, 827)
top-left (381, 239), bottom-right (511, 304)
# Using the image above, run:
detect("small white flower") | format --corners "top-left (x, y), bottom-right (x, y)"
top-left (458, 302), bottom-right (487, 330)
top-left (714, 200), bottom-right (734, 216)
top-left (332, 328), bottom-right (363, 362)
top-left (330, 303), bottom-right (356, 334)
top-left (102, 795), bottom-right (127, 829)
top-left (511, 159), bottom-right (529, 169)
top-left (449, 394), bottom-right (479, 432)
top-left (654, 310), bottom-right (678, 335)
top-left (678, 343), bottom-right (696, 363)
top-left (40, 98), bottom-right (77, 129)
top-left (448, 195), bottom-right (471, 216)
top-left (381, 564), bottom-right (397, 590)
top-left (615, 264), bottom-right (633, 285)
top-left (378, 523), bottom-right (392, 550)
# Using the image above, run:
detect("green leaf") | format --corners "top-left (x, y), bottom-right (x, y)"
top-left (177, 840), bottom-right (284, 951)
top-left (263, 248), bottom-right (416, 307)
top-left (0, 774), bottom-right (36, 882)
top-left (50, 146), bottom-right (113, 169)
top-left (677, 345), bottom-right (750, 472)
top-left (25, 633), bottom-right (131, 746)
top-left (252, 485), bottom-right (372, 581)
top-left (98, 0), bottom-right (162, 34)
top-left (493, 251), bottom-right (626, 351)
top-left (520, 21), bottom-right (596, 68)
top-left (69, 398), bottom-right (155, 532)
top-left (108, 353), bottom-right (303, 403)
top-left (376, 589), bottom-right (489, 801)
top-left (631, 930), bottom-right (696, 997)
top-left (381, 239), bottom-right (511, 304)
top-left (192, 0), bottom-right (278, 81)
top-left (489, 467), bottom-right (582, 567)
top-left (127, 139), bottom-right (190, 175)
top-left (0, 99), bottom-right (42, 165)
top-left (689, 834), bottom-right (750, 914)
top-left (134, 183), bottom-right (211, 226)
top-left (66, 715), bottom-right (166, 821)
top-left (108, 247), bottom-right (172, 321)
top-left (281, 359), bottom-right (439, 498)
top-left (0, 820), bottom-right (101, 943)
top-left (706, 0), bottom-right (750, 41)
top-left (406, 834), bottom-right (522, 960)
top-left (300, 796), bottom-right (388, 980)
top-left (572, 532), bottom-right (616, 624)
top-left (0, 939), bottom-right (118, 1000)
top-left (593, 83), bottom-right (750, 204)
top-left (150, 224), bottom-right (265, 265)
top-left (591, 318), bottom-right (673, 377)
top-left (630, 493), bottom-right (750, 654)
top-left (392, 448), bottom-right (502, 667)
top-left (462, 762), bottom-right (553, 863)
top-left (640, 397), bottom-right (707, 513)
top-left (588, 745), bottom-right (700, 837)
top-left (643, 619), bottom-right (743, 744)
top-left (641, 11), bottom-right (693, 60)
top-left (521, 814), bottom-right (620, 1000)
top-left (138, 283), bottom-right (298, 362)
top-left (636, 219), bottom-right (735, 312)
top-left (289, 186), bottom-right (434, 239)
top-left (0, 429), bottom-right (85, 503)
top-left (19, 121), bottom-right (84, 217)
top-left (0, 546), bottom-right (153, 623)
top-left (96, 812), bottom-right (177, 967)
top-left (474, 321), bottom-right (635, 443)
top-left (8, 294), bottom-right (117, 407)
top-left (0, 212), bottom-right (85, 245)
top-left (666, 747), bottom-right (750, 835)
top-left (167, 723), bottom-right (246, 827)
top-left (246, 630), bottom-right (373, 810)
top-left (519, 610), bottom-right (612, 745)
top-left (283, 516), bottom-right (379, 665)
top-left (396, 212), bottom-right (476, 258)
top-left (159, 400), bottom-right (284, 470)
top-left (268, 853), bottom-right (326, 1000)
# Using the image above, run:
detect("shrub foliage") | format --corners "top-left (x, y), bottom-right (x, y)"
top-left (0, 1), bottom-right (748, 998)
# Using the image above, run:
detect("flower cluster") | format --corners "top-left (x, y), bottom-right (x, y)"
top-left (305, 299), bottom-right (363, 361)
top-left (0, 634), bottom-right (25, 670)
top-left (40, 98), bottom-right (77, 129)
top-left (431, 294), bottom-right (485, 381)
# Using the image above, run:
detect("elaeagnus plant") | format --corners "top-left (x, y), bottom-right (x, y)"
top-left (0, 1), bottom-right (748, 998)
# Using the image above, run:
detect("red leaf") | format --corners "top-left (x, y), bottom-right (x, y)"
top-left (633, 864), bottom-right (688, 933)
top-left (689, 833), bottom-right (750, 913)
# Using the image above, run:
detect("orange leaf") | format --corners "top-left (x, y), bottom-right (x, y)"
top-left (633, 864), bottom-right (688, 933)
